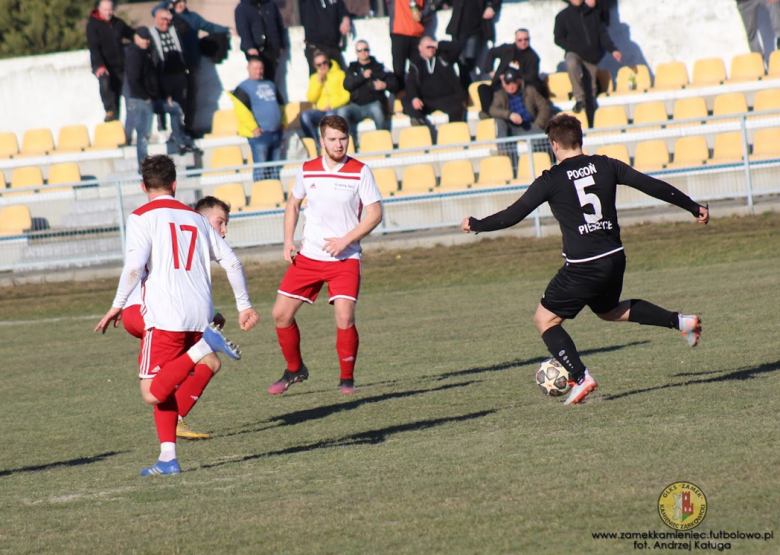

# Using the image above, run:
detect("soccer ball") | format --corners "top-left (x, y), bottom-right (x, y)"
top-left (536, 358), bottom-right (572, 397)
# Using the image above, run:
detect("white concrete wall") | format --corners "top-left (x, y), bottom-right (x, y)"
top-left (0, 0), bottom-right (750, 141)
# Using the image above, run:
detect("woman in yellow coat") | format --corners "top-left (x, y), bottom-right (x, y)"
top-left (300, 50), bottom-right (351, 144)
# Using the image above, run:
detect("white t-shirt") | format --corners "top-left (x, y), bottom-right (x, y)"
top-left (291, 156), bottom-right (382, 262)
top-left (112, 195), bottom-right (251, 332)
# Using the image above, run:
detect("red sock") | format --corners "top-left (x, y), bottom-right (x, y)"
top-left (336, 325), bottom-right (359, 380)
top-left (175, 364), bottom-right (214, 418)
top-left (149, 351), bottom-right (197, 402)
top-left (154, 397), bottom-right (179, 444)
top-left (276, 322), bottom-right (303, 371)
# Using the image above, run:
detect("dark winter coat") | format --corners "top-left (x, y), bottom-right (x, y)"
top-left (235, 0), bottom-right (286, 55)
top-left (125, 44), bottom-right (160, 101)
top-left (554, 2), bottom-right (617, 65)
top-left (299, 0), bottom-right (351, 48)
top-left (86, 9), bottom-right (135, 74)
top-left (444, 0), bottom-right (501, 42)
top-left (343, 57), bottom-right (398, 106)
top-left (484, 43), bottom-right (548, 96)
top-left (406, 41), bottom-right (463, 101)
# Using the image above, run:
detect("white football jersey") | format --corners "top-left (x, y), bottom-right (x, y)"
top-left (112, 196), bottom-right (249, 332)
top-left (291, 156), bottom-right (382, 262)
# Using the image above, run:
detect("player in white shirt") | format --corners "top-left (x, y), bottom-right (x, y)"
top-left (268, 115), bottom-right (383, 395)
top-left (122, 196), bottom-right (232, 440)
top-left (95, 155), bottom-right (260, 476)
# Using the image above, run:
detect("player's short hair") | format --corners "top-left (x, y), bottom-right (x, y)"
top-left (319, 114), bottom-right (349, 136)
top-left (195, 195), bottom-right (231, 214)
top-left (141, 155), bottom-right (176, 191)
top-left (544, 114), bottom-right (583, 149)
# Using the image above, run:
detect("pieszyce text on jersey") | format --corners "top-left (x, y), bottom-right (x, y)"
top-left (578, 219), bottom-right (614, 235)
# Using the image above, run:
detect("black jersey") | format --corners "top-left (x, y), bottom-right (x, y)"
top-left (469, 154), bottom-right (702, 263)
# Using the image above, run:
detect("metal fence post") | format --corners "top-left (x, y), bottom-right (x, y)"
top-left (115, 177), bottom-right (126, 255)
top-left (740, 114), bottom-right (754, 215)
top-left (526, 138), bottom-right (542, 237)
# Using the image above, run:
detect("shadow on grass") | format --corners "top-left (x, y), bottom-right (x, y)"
top-left (221, 381), bottom-right (479, 437)
top-left (201, 410), bottom-right (496, 470)
top-left (0, 451), bottom-right (127, 478)
top-left (604, 360), bottom-right (780, 401)
top-left (436, 341), bottom-right (651, 380)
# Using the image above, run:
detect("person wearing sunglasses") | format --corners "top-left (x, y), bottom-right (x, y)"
top-left (300, 51), bottom-right (351, 146)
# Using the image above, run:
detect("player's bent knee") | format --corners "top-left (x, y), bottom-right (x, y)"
top-left (139, 380), bottom-right (162, 405)
top-left (202, 352), bottom-right (221, 374)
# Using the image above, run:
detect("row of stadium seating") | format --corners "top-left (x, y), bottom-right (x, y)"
top-left (0, 122), bottom-right (126, 159)
top-left (1, 163), bottom-right (83, 194)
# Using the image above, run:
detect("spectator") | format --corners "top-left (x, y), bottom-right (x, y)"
top-left (479, 29), bottom-right (548, 119)
top-left (736, 0), bottom-right (780, 56)
top-left (300, 51), bottom-right (351, 144)
top-left (299, 0), bottom-right (352, 74)
top-left (338, 40), bottom-right (398, 139)
top-left (489, 69), bottom-right (544, 165)
top-left (228, 57), bottom-right (284, 181)
top-left (554, 0), bottom-right (621, 113)
top-left (170, 0), bottom-right (230, 137)
top-left (125, 26), bottom-right (198, 168)
top-left (402, 37), bottom-right (465, 128)
top-left (235, 0), bottom-right (287, 84)
top-left (86, 0), bottom-right (135, 122)
top-left (149, 7), bottom-right (189, 113)
top-left (445, 0), bottom-right (501, 93)
top-left (386, 0), bottom-right (440, 91)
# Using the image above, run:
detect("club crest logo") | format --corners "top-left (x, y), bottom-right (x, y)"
top-left (658, 482), bottom-right (707, 530)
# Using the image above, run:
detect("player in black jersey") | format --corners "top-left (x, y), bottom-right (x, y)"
top-left (461, 114), bottom-right (710, 405)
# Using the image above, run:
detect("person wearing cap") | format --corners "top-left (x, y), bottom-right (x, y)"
top-left (489, 69), bottom-right (543, 166)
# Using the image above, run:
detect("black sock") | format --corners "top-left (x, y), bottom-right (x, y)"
top-left (541, 325), bottom-right (587, 382)
top-left (627, 299), bottom-right (678, 329)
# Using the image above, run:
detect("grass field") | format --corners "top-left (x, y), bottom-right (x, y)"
top-left (2, 213), bottom-right (780, 554)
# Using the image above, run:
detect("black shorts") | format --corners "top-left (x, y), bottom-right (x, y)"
top-left (540, 250), bottom-right (626, 320)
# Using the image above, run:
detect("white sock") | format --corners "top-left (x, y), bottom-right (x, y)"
top-left (159, 442), bottom-right (177, 463)
top-left (187, 338), bottom-right (213, 364)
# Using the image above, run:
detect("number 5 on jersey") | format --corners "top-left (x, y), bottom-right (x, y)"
top-left (574, 175), bottom-right (603, 224)
top-left (169, 223), bottom-right (198, 271)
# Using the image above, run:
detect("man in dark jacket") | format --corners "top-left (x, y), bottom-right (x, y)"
top-left (299, 0), bottom-right (352, 74)
top-left (86, 0), bottom-right (135, 122)
top-left (337, 40), bottom-right (397, 138)
top-left (170, 0), bottom-right (230, 137)
top-left (478, 28), bottom-right (547, 116)
top-left (125, 27), bottom-right (197, 167)
top-left (554, 0), bottom-right (621, 113)
top-left (235, 0), bottom-right (286, 83)
top-left (402, 37), bottom-right (465, 127)
top-left (444, 0), bottom-right (500, 93)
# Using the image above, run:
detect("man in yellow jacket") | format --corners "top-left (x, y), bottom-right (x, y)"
top-left (301, 50), bottom-right (351, 147)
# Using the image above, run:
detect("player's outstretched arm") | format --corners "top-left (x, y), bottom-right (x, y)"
top-left (94, 306), bottom-right (122, 334)
top-left (697, 205), bottom-right (709, 225)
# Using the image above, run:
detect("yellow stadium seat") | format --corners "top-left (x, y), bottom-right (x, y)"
top-left (547, 72), bottom-right (572, 101)
top-left (436, 122), bottom-right (471, 152)
top-left (46, 163), bottom-right (81, 193)
top-left (283, 102), bottom-right (312, 129)
top-left (769, 50), bottom-right (780, 78)
top-left (90, 121), bottom-right (126, 150)
top-left (615, 65), bottom-right (651, 94)
top-left (475, 119), bottom-right (497, 143)
top-left (712, 92), bottom-right (748, 122)
top-left (630, 101), bottom-right (668, 132)
top-left (633, 140), bottom-right (670, 172)
top-left (20, 128), bottom-right (54, 156)
top-left (0, 205), bottom-right (32, 236)
top-left (52, 125), bottom-right (90, 154)
top-left (592, 106), bottom-right (628, 135)
top-left (750, 128), bottom-right (780, 160)
top-left (299, 137), bottom-right (318, 158)
top-left (210, 110), bottom-right (239, 137)
top-left (0, 132), bottom-right (19, 159)
top-left (398, 164), bottom-right (436, 195)
top-left (246, 179), bottom-right (285, 210)
top-left (0, 172), bottom-right (5, 189)
top-left (671, 97), bottom-right (708, 128)
top-left (728, 53), bottom-right (765, 83)
top-left (439, 160), bottom-right (475, 190)
top-left (475, 156), bottom-right (514, 187)
top-left (11, 166), bottom-right (44, 189)
top-left (653, 61), bottom-right (689, 91)
top-left (468, 80), bottom-right (490, 111)
top-left (752, 89), bottom-right (780, 117)
top-left (209, 146), bottom-right (245, 173)
top-left (517, 151), bottom-right (552, 182)
top-left (213, 183), bottom-right (247, 211)
top-left (708, 132), bottom-right (744, 164)
top-left (597, 144), bottom-right (631, 165)
top-left (398, 126), bottom-right (432, 152)
top-left (372, 168), bottom-right (399, 197)
top-left (358, 130), bottom-right (394, 156)
top-left (666, 136), bottom-right (709, 169)
top-left (690, 57), bottom-right (727, 87)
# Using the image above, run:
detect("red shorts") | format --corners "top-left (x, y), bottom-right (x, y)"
top-left (278, 254), bottom-right (361, 304)
top-left (123, 304), bottom-right (145, 339)
top-left (138, 328), bottom-right (202, 379)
